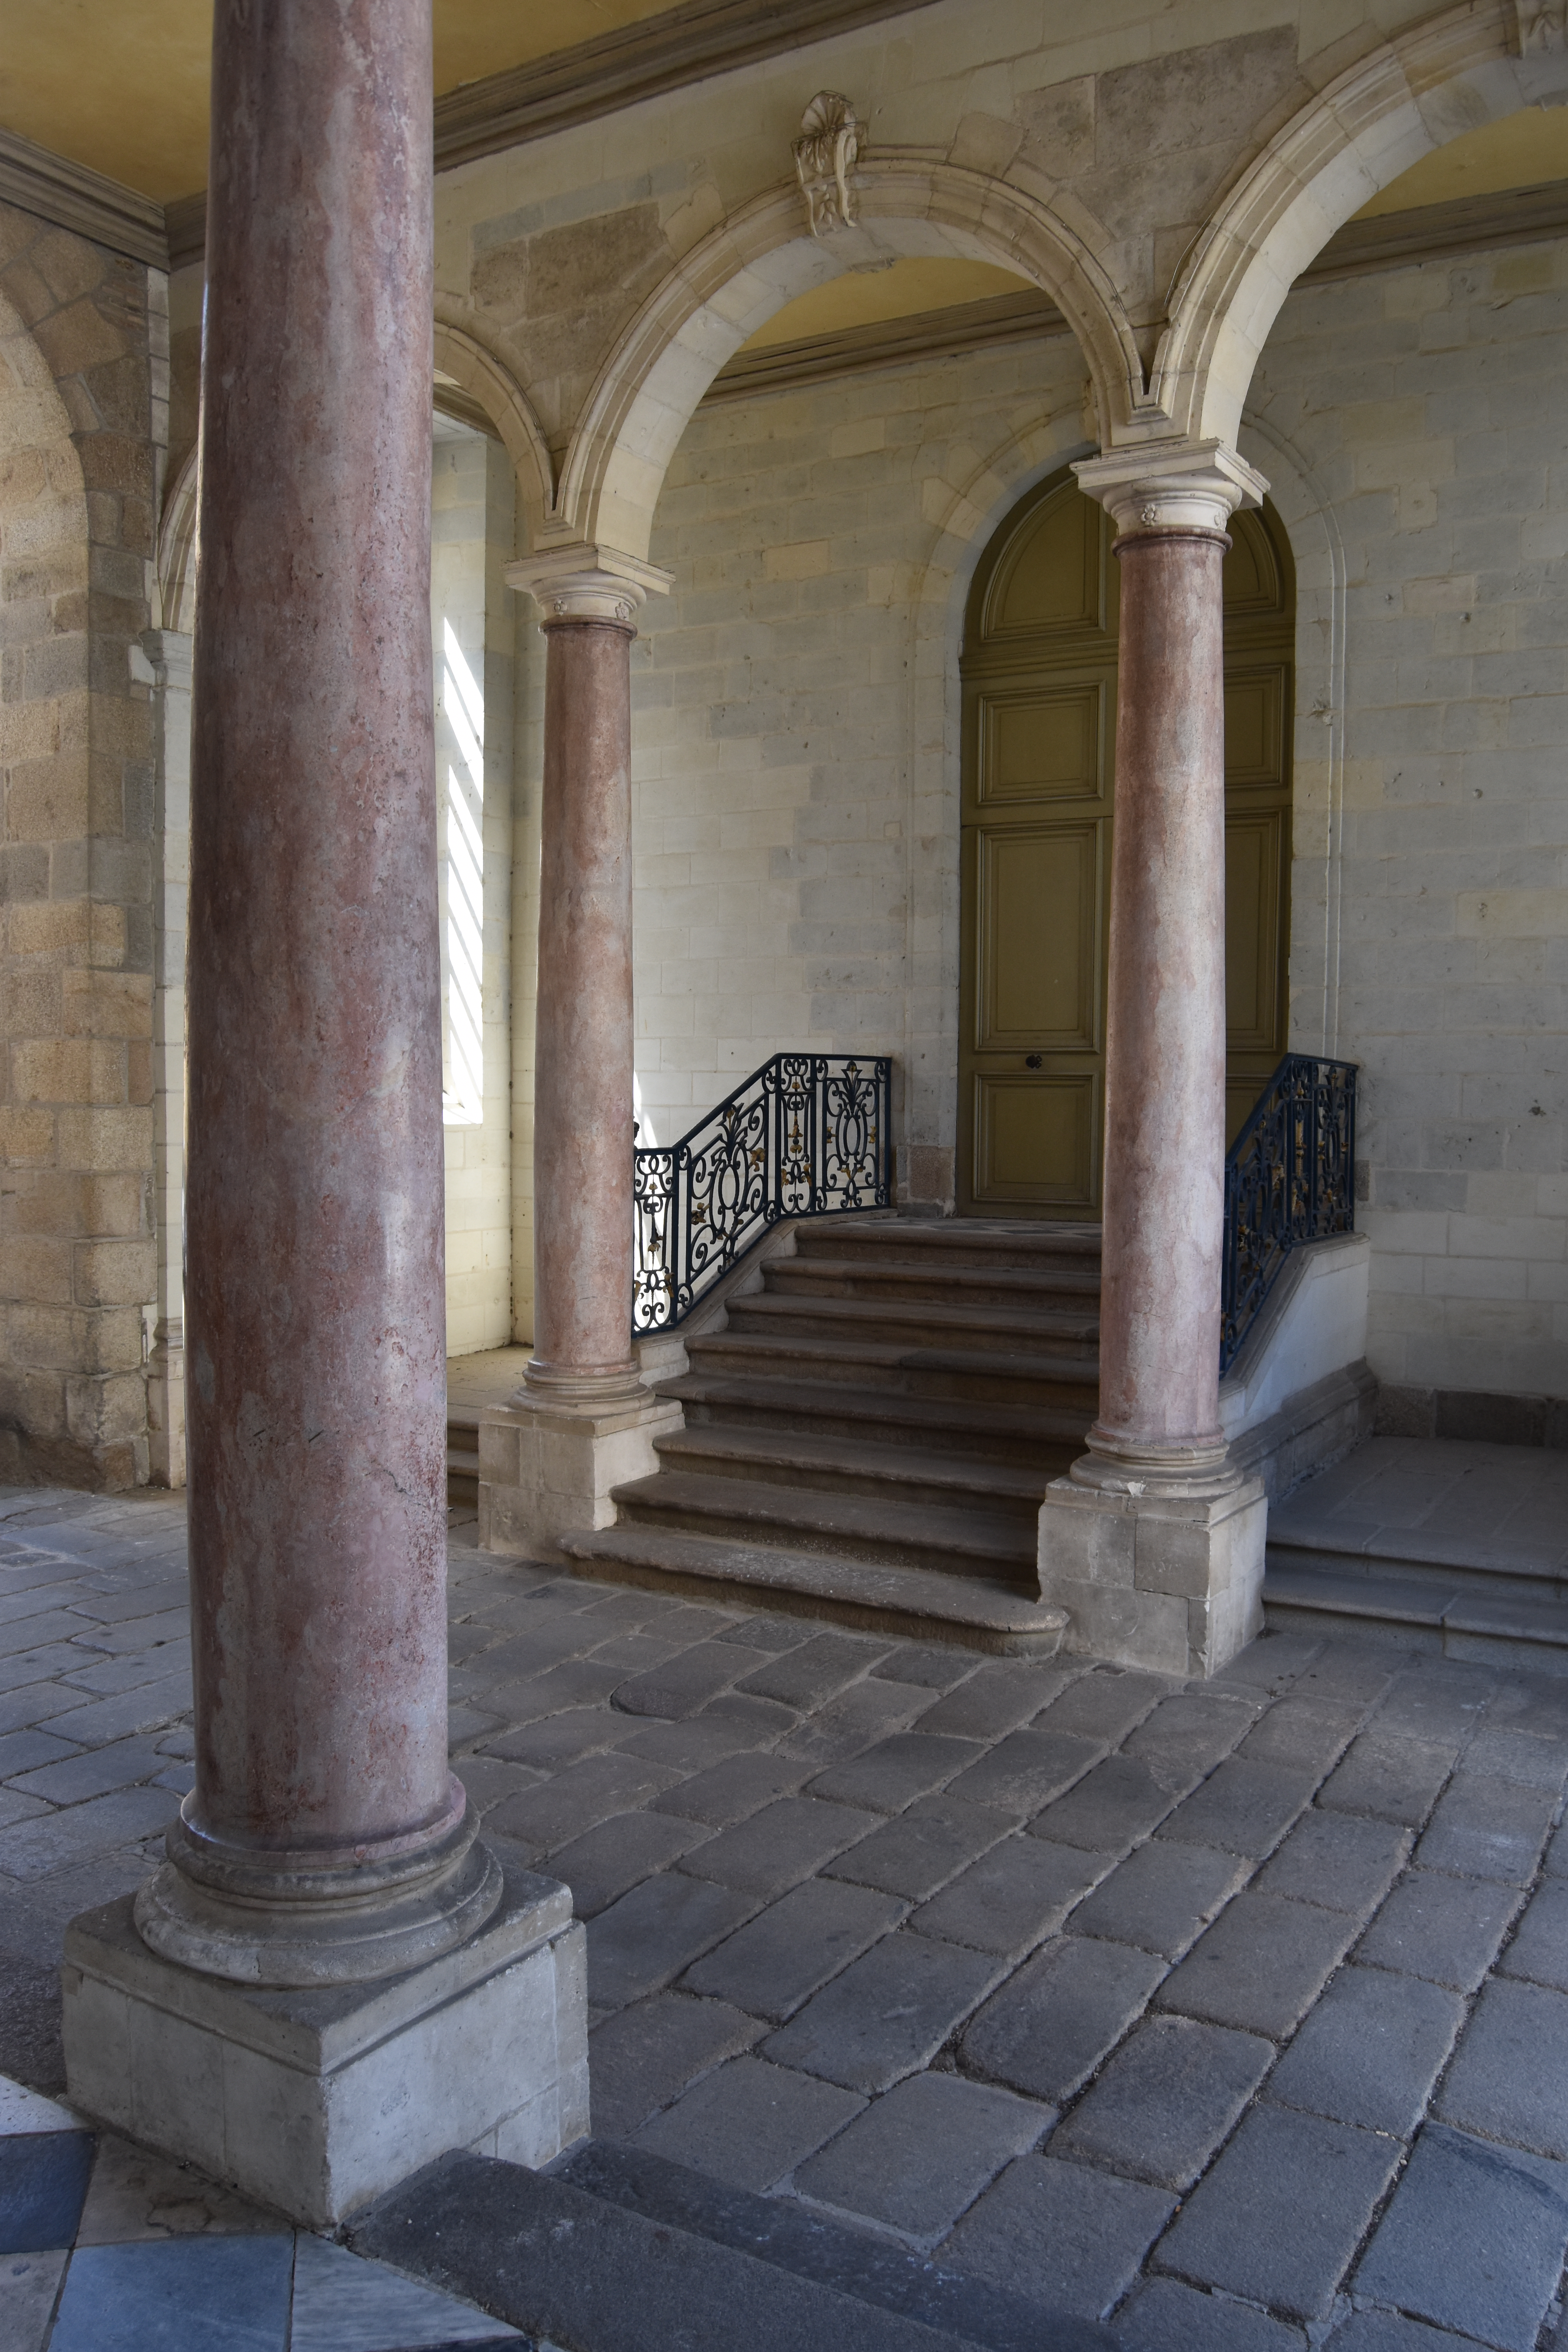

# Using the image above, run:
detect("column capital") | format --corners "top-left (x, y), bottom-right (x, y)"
top-left (504, 542), bottom-right (673, 626)
top-left (1072, 437), bottom-right (1268, 540)
top-left (139, 627), bottom-right (194, 690)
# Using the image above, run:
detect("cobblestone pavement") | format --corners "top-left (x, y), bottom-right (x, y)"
top-left (4, 1483), bottom-right (1568, 2349)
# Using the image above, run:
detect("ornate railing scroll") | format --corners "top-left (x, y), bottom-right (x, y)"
top-left (633, 1054), bottom-right (892, 1335)
top-left (1221, 1054), bottom-right (1357, 1375)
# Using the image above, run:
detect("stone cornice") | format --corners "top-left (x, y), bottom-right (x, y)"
top-left (1298, 174), bottom-right (1568, 281)
top-left (0, 124), bottom-right (168, 270)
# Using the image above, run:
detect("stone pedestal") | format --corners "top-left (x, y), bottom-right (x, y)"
top-left (63, 1869), bottom-right (587, 2230)
top-left (479, 1387), bottom-right (682, 1562)
top-left (1045, 438), bottom-right (1271, 1681)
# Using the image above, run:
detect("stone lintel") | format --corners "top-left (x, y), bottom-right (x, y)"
top-left (62, 1866), bottom-right (587, 2229)
top-left (1038, 1472), bottom-right (1268, 1680)
top-left (479, 1387), bottom-right (684, 1561)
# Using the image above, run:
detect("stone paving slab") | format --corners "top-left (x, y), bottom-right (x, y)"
top-left (5, 1484), bottom-right (1568, 2340)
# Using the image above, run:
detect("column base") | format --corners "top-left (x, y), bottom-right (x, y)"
top-left (479, 1386), bottom-right (682, 1562)
top-left (1038, 1459), bottom-right (1268, 1680)
top-left (61, 1864), bottom-right (588, 2230)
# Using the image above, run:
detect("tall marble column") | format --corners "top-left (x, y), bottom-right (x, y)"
top-left (1036, 439), bottom-right (1271, 1679)
top-left (140, 625), bottom-right (192, 1490)
top-left (62, 0), bottom-right (586, 2227)
top-left (479, 547), bottom-right (681, 1559)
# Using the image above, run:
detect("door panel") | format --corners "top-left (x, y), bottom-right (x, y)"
top-left (959, 468), bottom-right (1294, 1214)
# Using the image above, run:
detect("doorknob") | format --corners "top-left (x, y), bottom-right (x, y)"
top-left (1024, 1054), bottom-right (1043, 1070)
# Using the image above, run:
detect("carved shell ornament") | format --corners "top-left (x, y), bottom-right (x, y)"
top-left (1515, 0), bottom-right (1568, 51)
top-left (793, 93), bottom-right (864, 238)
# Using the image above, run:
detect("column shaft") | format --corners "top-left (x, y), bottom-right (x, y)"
top-left (1093, 528), bottom-right (1229, 1463)
top-left (139, 0), bottom-right (497, 1983)
top-left (530, 618), bottom-right (640, 1395)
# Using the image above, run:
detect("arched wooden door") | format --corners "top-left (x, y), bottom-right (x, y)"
top-left (957, 468), bottom-right (1294, 1217)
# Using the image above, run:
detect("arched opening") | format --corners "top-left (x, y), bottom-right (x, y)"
top-left (956, 468), bottom-right (1294, 1216)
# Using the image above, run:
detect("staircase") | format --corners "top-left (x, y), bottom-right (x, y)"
top-left (446, 1408), bottom-right (480, 1510)
top-left (561, 1217), bottom-right (1100, 1654)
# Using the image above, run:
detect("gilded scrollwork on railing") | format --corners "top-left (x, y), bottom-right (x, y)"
top-left (633, 1053), bottom-right (892, 1334)
top-left (1221, 1053), bottom-right (1357, 1374)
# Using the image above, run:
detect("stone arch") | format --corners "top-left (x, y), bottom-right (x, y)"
top-left (433, 304), bottom-right (554, 541)
top-left (157, 444), bottom-right (200, 635)
top-left (559, 159), bottom-right (1142, 563)
top-left (1151, 0), bottom-right (1568, 446)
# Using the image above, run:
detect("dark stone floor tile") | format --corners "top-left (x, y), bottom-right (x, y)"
top-left (1154, 1892), bottom-right (1357, 2040)
top-left (1212, 1631), bottom-right (1325, 1695)
top-left (1121, 1692), bottom-right (1259, 1775)
top-left (451, 1756), bottom-right (544, 1814)
top-left (586, 1873), bottom-right (759, 2012)
top-left (1414, 1774), bottom-right (1558, 1885)
top-left (808, 1733), bottom-right (984, 1817)
top-left (48, 2235), bottom-right (295, 2352)
top-left (820, 1794), bottom-right (1015, 1901)
top-left (682, 1878), bottom-right (905, 2022)
top-left (1354, 1868), bottom-right (1521, 1993)
top-left (1066, 1838), bottom-right (1247, 1960)
top-left (1155, 1760), bottom-right (1316, 1858)
top-left (614, 1714), bottom-right (775, 1772)
top-left (911, 1836), bottom-right (1111, 1959)
top-left (734, 1634), bottom-right (884, 1711)
top-left (711, 1616), bottom-right (809, 1653)
top-left (586, 1992), bottom-right (766, 2140)
top-left (960, 1935), bottom-right (1166, 2103)
top-left (869, 1645), bottom-right (979, 1692)
top-left (1116, 2276), bottom-right (1307, 2350)
top-left (1323, 2313), bottom-right (1477, 2350)
top-left (793, 2071), bottom-right (1049, 2240)
top-left (629, 2055), bottom-right (864, 2194)
top-left (1436, 1976), bottom-right (1568, 2159)
top-left (0, 2132), bottom-right (95, 2255)
top-left (1051, 2014), bottom-right (1271, 2190)
top-left (650, 1751), bottom-right (807, 1828)
top-left (482, 1706), bottom-right (625, 1769)
top-left (546, 1813), bottom-right (708, 1917)
top-left (1029, 1755), bottom-right (1188, 1854)
top-left (763, 1931), bottom-right (1003, 2093)
top-left (1462, 1726), bottom-right (1568, 1793)
top-left (1266, 1965), bottom-right (1464, 2136)
top-left (944, 1729), bottom-right (1103, 1817)
top-left (911, 1661), bottom-right (1078, 1740)
top-left (485, 1750), bottom-right (683, 1855)
top-left (1316, 1734), bottom-right (1454, 1828)
top-left (1498, 1877), bottom-right (1568, 1991)
top-left (1153, 2104), bottom-right (1401, 2321)
top-left (1253, 1809), bottom-right (1410, 1915)
top-left (777, 1679), bottom-right (930, 1768)
top-left (613, 1641), bottom-right (773, 1720)
top-left (676, 1797), bottom-right (878, 1896)
top-left (940, 2153), bottom-right (1174, 2322)
top-left (1371, 1664), bottom-right (1497, 1746)
top-left (1035, 1669), bottom-right (1173, 1745)
top-left (692, 1691), bottom-right (800, 1744)
top-left (1354, 2123), bottom-right (1568, 2352)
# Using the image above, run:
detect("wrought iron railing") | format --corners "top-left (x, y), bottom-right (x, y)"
top-left (633, 1053), bottom-right (892, 1334)
top-left (1221, 1053), bottom-right (1357, 1374)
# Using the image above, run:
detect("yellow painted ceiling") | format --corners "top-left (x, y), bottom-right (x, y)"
top-left (738, 260), bottom-right (1034, 352)
top-left (0, 0), bottom-right (680, 202)
top-left (1354, 107), bottom-right (1568, 217)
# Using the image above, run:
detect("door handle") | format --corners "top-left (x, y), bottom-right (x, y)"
top-left (1024, 1054), bottom-right (1043, 1070)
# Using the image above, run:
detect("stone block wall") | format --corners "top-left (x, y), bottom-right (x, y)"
top-left (0, 203), bottom-right (160, 1488)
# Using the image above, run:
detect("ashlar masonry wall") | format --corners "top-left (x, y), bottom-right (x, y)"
top-left (632, 232), bottom-right (1568, 1406)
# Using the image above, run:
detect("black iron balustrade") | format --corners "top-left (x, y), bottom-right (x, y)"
top-left (633, 1053), bottom-right (892, 1334)
top-left (1221, 1053), bottom-right (1358, 1374)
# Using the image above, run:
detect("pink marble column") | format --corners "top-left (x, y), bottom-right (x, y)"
top-left (1073, 442), bottom-right (1266, 1492)
top-left (136, 0), bottom-right (500, 1985)
top-left (506, 550), bottom-right (670, 1406)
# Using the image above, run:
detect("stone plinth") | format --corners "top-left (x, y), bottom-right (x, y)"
top-left (479, 1388), bottom-right (681, 1562)
top-left (62, 1868), bottom-right (588, 2230)
top-left (1038, 1468), bottom-right (1267, 1680)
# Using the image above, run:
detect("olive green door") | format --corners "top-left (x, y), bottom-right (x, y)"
top-left (958, 470), bottom-right (1294, 1217)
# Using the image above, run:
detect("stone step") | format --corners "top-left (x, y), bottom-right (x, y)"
top-left (765, 1257), bottom-right (1102, 1311)
top-left (446, 1408), bottom-right (480, 1508)
top-left (795, 1219), bottom-right (1102, 1274)
top-left (685, 1330), bottom-right (1100, 1413)
top-left (658, 1370), bottom-right (1091, 1469)
top-left (351, 2143), bottom-right (1114, 2351)
top-left (734, 1293), bottom-right (1099, 1361)
top-left (613, 1468), bottom-right (1038, 1580)
top-left (653, 1422), bottom-right (1053, 1518)
top-left (559, 1523), bottom-right (1069, 1653)
top-left (1263, 1563), bottom-right (1568, 1673)
top-left (1269, 1521), bottom-right (1568, 1608)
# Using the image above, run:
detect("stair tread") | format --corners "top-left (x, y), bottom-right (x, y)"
top-left (1265, 1563), bottom-right (1568, 1644)
top-left (797, 1221), bottom-right (1101, 1257)
top-left (770, 1259), bottom-right (1102, 1297)
top-left (688, 1331), bottom-right (1099, 1385)
top-left (561, 1524), bottom-right (1067, 1641)
top-left (614, 1468), bottom-right (1037, 1565)
top-left (657, 1370), bottom-right (1091, 1446)
top-left (1269, 1515), bottom-right (1568, 1580)
top-left (655, 1423), bottom-right (1051, 1502)
top-left (733, 1292), bottom-right (1098, 1342)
